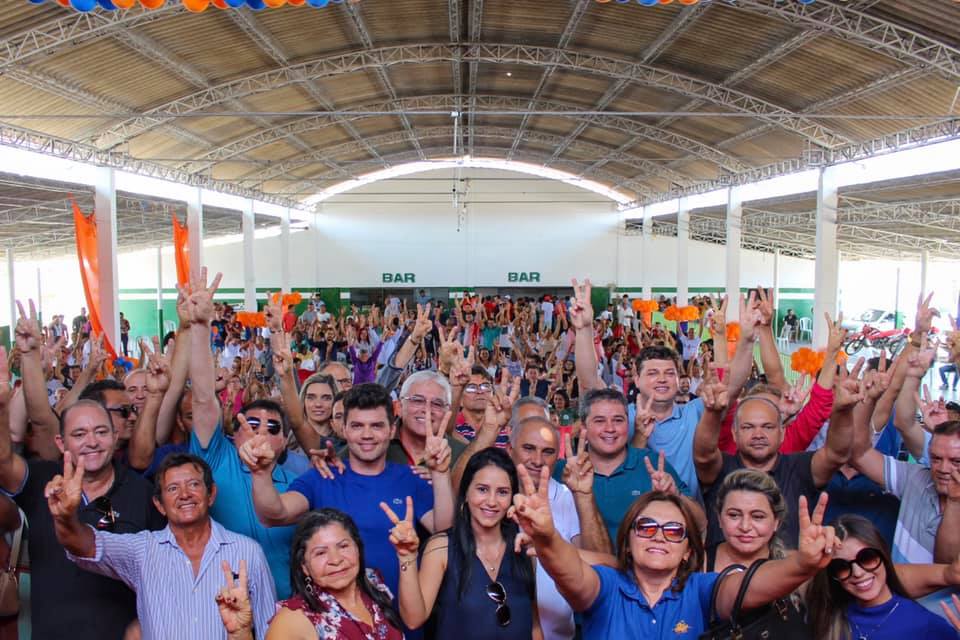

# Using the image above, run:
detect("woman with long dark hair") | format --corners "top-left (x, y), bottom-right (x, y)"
top-left (808, 515), bottom-right (955, 640)
top-left (385, 447), bottom-right (541, 638)
top-left (266, 509), bottom-right (403, 639)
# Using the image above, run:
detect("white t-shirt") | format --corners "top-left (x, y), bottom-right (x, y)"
top-left (317, 311), bottom-right (332, 323)
top-left (537, 478), bottom-right (581, 640)
top-left (617, 304), bottom-right (635, 327)
top-left (679, 335), bottom-right (701, 361)
top-left (541, 301), bottom-right (554, 326)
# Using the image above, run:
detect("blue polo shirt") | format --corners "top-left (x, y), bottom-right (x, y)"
top-left (629, 398), bottom-right (704, 498)
top-left (189, 428), bottom-right (297, 599)
top-left (583, 565), bottom-right (718, 639)
top-left (554, 447), bottom-right (688, 545)
top-left (287, 460), bottom-right (434, 597)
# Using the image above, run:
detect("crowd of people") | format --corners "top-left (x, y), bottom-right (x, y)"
top-left (2, 270), bottom-right (960, 640)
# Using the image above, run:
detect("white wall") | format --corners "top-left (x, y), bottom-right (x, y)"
top-left (0, 168), bottom-right (831, 327)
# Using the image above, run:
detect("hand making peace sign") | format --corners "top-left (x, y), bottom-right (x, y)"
top-left (633, 395), bottom-right (656, 449)
top-left (561, 433), bottom-right (594, 496)
top-left (644, 450), bottom-right (677, 496)
top-left (44, 451), bottom-right (83, 522)
top-left (569, 278), bottom-right (594, 331)
top-left (513, 464), bottom-right (555, 541)
top-left (796, 493), bottom-right (838, 572)
top-left (237, 423), bottom-right (276, 474)
top-left (216, 559), bottom-right (253, 635)
top-left (422, 407), bottom-right (452, 474)
top-left (14, 299), bottom-right (43, 355)
top-left (381, 496), bottom-right (420, 559)
top-left (307, 440), bottom-right (346, 480)
top-left (410, 304), bottom-right (433, 342)
top-left (177, 267), bottom-right (223, 326)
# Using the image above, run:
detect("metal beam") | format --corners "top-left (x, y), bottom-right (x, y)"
top-left (341, 2), bottom-right (424, 160)
top-left (284, 143), bottom-right (646, 200)
top-left (6, 67), bottom-right (213, 151)
top-left (188, 93), bottom-right (708, 187)
top-left (507, 0), bottom-right (591, 159)
top-left (466, 0), bottom-right (484, 156)
top-left (257, 125), bottom-right (657, 197)
top-left (448, 0), bottom-right (464, 154)
top-left (90, 43), bottom-right (852, 152)
top-left (732, 0), bottom-right (960, 81)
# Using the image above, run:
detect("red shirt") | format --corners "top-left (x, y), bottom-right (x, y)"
top-left (718, 382), bottom-right (835, 454)
top-left (282, 311), bottom-right (297, 333)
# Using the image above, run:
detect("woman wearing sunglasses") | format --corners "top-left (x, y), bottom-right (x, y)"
top-left (513, 463), bottom-right (840, 640)
top-left (808, 514), bottom-right (956, 640)
top-left (387, 447), bottom-right (540, 638)
top-left (266, 508), bottom-right (404, 640)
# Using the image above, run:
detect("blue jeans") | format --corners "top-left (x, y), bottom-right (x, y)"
top-left (941, 363), bottom-right (958, 389)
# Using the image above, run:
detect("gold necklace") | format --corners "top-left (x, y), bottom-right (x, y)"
top-left (477, 542), bottom-right (504, 572)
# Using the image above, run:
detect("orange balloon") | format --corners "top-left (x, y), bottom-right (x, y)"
top-left (659, 0), bottom-right (674, 3)
top-left (678, 0), bottom-right (699, 3)
top-left (140, 0), bottom-right (165, 7)
top-left (288, 0), bottom-right (305, 4)
top-left (263, 0), bottom-right (285, 5)
top-left (211, 0), bottom-right (228, 5)
top-left (112, 0), bottom-right (136, 6)
top-left (56, 0), bottom-right (70, 5)
top-left (182, 0), bottom-right (209, 9)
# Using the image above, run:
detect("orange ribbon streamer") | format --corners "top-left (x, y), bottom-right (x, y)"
top-left (172, 214), bottom-right (190, 287)
top-left (71, 199), bottom-right (117, 360)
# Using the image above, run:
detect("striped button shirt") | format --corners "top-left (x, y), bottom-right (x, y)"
top-left (67, 518), bottom-right (277, 640)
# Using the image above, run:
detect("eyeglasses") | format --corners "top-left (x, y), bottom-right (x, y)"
top-left (633, 517), bottom-right (687, 543)
top-left (827, 547), bottom-right (883, 582)
top-left (486, 581), bottom-right (511, 627)
top-left (90, 496), bottom-right (117, 531)
top-left (245, 416), bottom-right (283, 435)
top-left (464, 383), bottom-right (493, 394)
top-left (402, 395), bottom-right (449, 411)
top-left (107, 405), bottom-right (138, 419)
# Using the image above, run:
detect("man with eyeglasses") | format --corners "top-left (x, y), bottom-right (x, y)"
top-left (452, 366), bottom-right (511, 448)
top-left (388, 370), bottom-right (468, 468)
top-left (0, 396), bottom-right (164, 640)
top-left (244, 383), bottom-right (454, 601)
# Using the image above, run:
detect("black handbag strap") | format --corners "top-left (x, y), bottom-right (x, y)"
top-left (707, 563), bottom-right (746, 624)
top-left (730, 558), bottom-right (769, 624)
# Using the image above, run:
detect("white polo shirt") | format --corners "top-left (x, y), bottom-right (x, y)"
top-left (537, 478), bottom-right (582, 640)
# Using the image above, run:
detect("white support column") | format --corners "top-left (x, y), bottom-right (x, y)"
top-left (677, 198), bottom-right (690, 306)
top-left (280, 208), bottom-right (291, 294)
top-left (773, 248), bottom-right (781, 337)
top-left (920, 249), bottom-right (929, 298)
top-left (35, 268), bottom-right (42, 326)
top-left (186, 186), bottom-right (203, 277)
top-left (725, 187), bottom-right (742, 320)
top-left (641, 206), bottom-right (652, 300)
top-left (94, 166), bottom-right (120, 350)
top-left (6, 249), bottom-right (15, 348)
top-left (812, 166), bottom-right (839, 348)
top-left (242, 199), bottom-right (256, 311)
top-left (156, 247), bottom-right (163, 340)
top-left (312, 209), bottom-right (322, 286)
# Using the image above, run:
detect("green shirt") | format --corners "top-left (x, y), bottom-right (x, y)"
top-left (553, 446), bottom-right (689, 545)
top-left (386, 435), bottom-right (468, 467)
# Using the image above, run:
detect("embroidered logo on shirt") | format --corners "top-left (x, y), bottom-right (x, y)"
top-left (393, 498), bottom-right (403, 505)
top-left (673, 621), bottom-right (689, 634)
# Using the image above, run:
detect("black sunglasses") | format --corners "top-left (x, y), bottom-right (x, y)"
top-left (107, 405), bottom-right (138, 419)
top-left (827, 547), bottom-right (883, 581)
top-left (486, 581), bottom-right (511, 627)
top-left (245, 416), bottom-right (283, 435)
top-left (90, 496), bottom-right (117, 531)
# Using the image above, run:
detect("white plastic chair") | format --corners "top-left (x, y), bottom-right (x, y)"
top-left (776, 335), bottom-right (790, 353)
top-left (797, 317), bottom-right (813, 342)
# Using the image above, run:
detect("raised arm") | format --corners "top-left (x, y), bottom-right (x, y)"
top-left (810, 358), bottom-right (862, 487)
top-left (717, 494), bottom-right (834, 618)
top-left (0, 348), bottom-right (27, 494)
top-left (571, 279), bottom-right (604, 392)
top-left (709, 295), bottom-right (729, 369)
top-left (56, 334), bottom-right (108, 414)
top-left (754, 287), bottom-right (787, 390)
top-left (514, 465), bottom-right (601, 612)
top-left (238, 430), bottom-right (310, 527)
top-left (693, 366), bottom-right (728, 486)
top-left (15, 300), bottom-right (61, 459)
top-left (156, 312), bottom-right (194, 444)
top-left (561, 434), bottom-right (612, 554)
top-left (45, 451), bottom-right (96, 558)
top-left (893, 347), bottom-right (935, 460)
top-left (724, 293), bottom-right (763, 402)
top-left (184, 267), bottom-right (223, 447)
top-left (127, 347), bottom-right (170, 471)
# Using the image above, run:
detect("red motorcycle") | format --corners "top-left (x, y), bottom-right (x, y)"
top-left (844, 325), bottom-right (910, 355)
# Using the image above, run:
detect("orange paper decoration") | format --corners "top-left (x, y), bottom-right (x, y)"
top-left (270, 291), bottom-right (304, 308)
top-left (72, 200), bottom-right (118, 360)
top-left (236, 311), bottom-right (267, 329)
top-left (791, 347), bottom-right (825, 377)
top-left (725, 322), bottom-right (740, 343)
top-left (172, 214), bottom-right (190, 287)
top-left (634, 299), bottom-right (659, 313)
